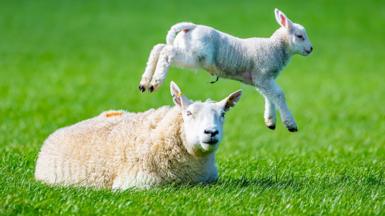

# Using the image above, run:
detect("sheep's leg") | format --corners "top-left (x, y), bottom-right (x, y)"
top-left (263, 96), bottom-right (276, 129)
top-left (256, 79), bottom-right (297, 132)
top-left (148, 45), bottom-right (175, 92)
top-left (139, 44), bottom-right (166, 92)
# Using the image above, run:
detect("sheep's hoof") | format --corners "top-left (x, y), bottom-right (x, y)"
top-left (265, 118), bottom-right (276, 130)
top-left (139, 85), bottom-right (146, 92)
top-left (288, 127), bottom-right (298, 132)
top-left (149, 86), bottom-right (154, 92)
top-left (148, 81), bottom-right (161, 92)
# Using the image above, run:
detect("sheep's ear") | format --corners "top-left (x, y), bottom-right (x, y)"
top-left (274, 8), bottom-right (293, 30)
top-left (219, 90), bottom-right (242, 112)
top-left (170, 81), bottom-right (191, 108)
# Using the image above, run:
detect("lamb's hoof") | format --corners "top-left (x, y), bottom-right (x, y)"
top-left (148, 81), bottom-right (161, 92)
top-left (265, 118), bottom-right (276, 130)
top-left (288, 127), bottom-right (298, 132)
top-left (139, 85), bottom-right (146, 92)
top-left (149, 86), bottom-right (154, 92)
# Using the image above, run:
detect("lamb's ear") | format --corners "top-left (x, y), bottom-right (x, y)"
top-left (274, 8), bottom-right (293, 30)
top-left (219, 90), bottom-right (242, 112)
top-left (170, 81), bottom-right (191, 108)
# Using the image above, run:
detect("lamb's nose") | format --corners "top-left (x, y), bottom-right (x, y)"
top-left (310, 46), bottom-right (313, 52)
top-left (204, 129), bottom-right (219, 137)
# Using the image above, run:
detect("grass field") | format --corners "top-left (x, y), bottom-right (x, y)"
top-left (1, 0), bottom-right (385, 215)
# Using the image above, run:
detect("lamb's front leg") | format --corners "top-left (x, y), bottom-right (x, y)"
top-left (148, 45), bottom-right (175, 92)
top-left (139, 44), bottom-right (166, 92)
top-left (263, 96), bottom-right (276, 130)
top-left (256, 79), bottom-right (298, 132)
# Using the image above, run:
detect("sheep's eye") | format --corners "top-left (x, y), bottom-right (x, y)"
top-left (220, 112), bottom-right (225, 118)
top-left (296, 34), bottom-right (304, 40)
top-left (186, 111), bottom-right (193, 116)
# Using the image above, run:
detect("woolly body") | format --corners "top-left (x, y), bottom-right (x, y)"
top-left (170, 24), bottom-right (290, 85)
top-left (35, 107), bottom-right (217, 189)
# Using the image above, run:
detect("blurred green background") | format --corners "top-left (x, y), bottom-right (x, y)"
top-left (1, 0), bottom-right (384, 215)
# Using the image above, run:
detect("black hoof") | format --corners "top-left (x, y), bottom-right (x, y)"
top-left (149, 86), bottom-right (154, 92)
top-left (267, 125), bottom-right (276, 130)
top-left (139, 85), bottom-right (145, 92)
top-left (288, 127), bottom-right (298, 132)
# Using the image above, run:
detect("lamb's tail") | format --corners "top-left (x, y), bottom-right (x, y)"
top-left (166, 22), bottom-right (196, 45)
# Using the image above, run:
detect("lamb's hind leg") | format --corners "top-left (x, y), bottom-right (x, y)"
top-left (256, 79), bottom-right (297, 132)
top-left (148, 45), bottom-right (175, 92)
top-left (139, 44), bottom-right (165, 92)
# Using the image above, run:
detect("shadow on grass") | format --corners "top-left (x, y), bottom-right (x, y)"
top-left (29, 173), bottom-right (385, 194)
top-left (152, 176), bottom-right (304, 193)
top-left (215, 176), bottom-right (303, 191)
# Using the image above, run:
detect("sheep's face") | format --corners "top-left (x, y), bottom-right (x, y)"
top-left (170, 81), bottom-right (242, 157)
top-left (182, 102), bottom-right (224, 155)
top-left (274, 8), bottom-right (313, 56)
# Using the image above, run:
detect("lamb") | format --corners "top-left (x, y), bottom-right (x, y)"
top-left (35, 81), bottom-right (242, 189)
top-left (138, 8), bottom-right (313, 132)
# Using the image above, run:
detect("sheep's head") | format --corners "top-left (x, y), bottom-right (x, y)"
top-left (274, 8), bottom-right (313, 56)
top-left (170, 81), bottom-right (242, 157)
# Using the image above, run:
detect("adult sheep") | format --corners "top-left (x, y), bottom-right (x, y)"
top-left (35, 82), bottom-right (242, 189)
top-left (139, 8), bottom-right (313, 132)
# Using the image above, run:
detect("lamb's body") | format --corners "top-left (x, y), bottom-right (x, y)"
top-left (35, 107), bottom-right (217, 189)
top-left (171, 24), bottom-right (290, 85)
top-left (140, 10), bottom-right (313, 131)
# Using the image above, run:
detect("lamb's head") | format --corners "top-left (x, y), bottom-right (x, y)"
top-left (170, 81), bottom-right (242, 156)
top-left (274, 8), bottom-right (313, 56)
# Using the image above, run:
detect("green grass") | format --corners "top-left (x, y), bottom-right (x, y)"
top-left (1, 0), bottom-right (385, 215)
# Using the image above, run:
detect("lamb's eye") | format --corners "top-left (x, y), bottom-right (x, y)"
top-left (220, 112), bottom-right (225, 118)
top-left (186, 111), bottom-right (193, 116)
top-left (296, 34), bottom-right (304, 40)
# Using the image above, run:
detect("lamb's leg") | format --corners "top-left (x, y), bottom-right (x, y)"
top-left (263, 96), bottom-right (276, 130)
top-left (148, 45), bottom-right (175, 92)
top-left (256, 79), bottom-right (297, 132)
top-left (139, 44), bottom-right (165, 92)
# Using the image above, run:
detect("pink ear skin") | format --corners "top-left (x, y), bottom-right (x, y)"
top-left (280, 14), bottom-right (287, 28)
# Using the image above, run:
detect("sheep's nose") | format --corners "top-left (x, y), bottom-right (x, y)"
top-left (310, 46), bottom-right (313, 52)
top-left (204, 129), bottom-right (219, 137)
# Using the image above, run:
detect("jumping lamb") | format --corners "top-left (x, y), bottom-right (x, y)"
top-left (139, 8), bottom-right (313, 132)
top-left (35, 81), bottom-right (242, 189)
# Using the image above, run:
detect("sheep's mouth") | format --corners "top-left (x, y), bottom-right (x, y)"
top-left (203, 139), bottom-right (219, 145)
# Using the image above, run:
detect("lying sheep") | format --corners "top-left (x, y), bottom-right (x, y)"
top-left (35, 82), bottom-right (242, 189)
top-left (139, 8), bottom-right (313, 132)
